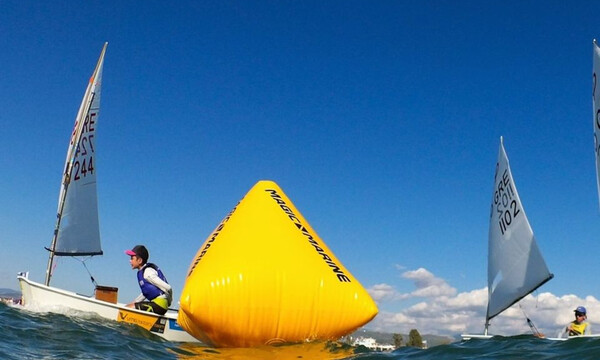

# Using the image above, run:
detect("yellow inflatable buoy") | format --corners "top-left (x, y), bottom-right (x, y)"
top-left (178, 180), bottom-right (378, 347)
top-left (177, 341), bottom-right (355, 359)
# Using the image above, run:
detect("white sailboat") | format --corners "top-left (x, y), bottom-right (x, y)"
top-left (17, 43), bottom-right (198, 343)
top-left (461, 137), bottom-right (553, 340)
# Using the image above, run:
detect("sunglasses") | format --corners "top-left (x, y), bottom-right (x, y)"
top-left (576, 313), bottom-right (586, 317)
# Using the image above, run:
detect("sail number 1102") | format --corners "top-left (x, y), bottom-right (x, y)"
top-left (494, 168), bottom-right (521, 235)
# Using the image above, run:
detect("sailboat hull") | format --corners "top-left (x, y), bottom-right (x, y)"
top-left (461, 333), bottom-right (600, 341)
top-left (460, 334), bottom-right (493, 340)
top-left (545, 335), bottom-right (600, 341)
top-left (17, 274), bottom-right (200, 343)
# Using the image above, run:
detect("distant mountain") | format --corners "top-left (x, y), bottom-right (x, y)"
top-left (0, 288), bottom-right (21, 298)
top-left (346, 328), bottom-right (455, 348)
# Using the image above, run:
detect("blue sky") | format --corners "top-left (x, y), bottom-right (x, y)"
top-left (1, 1), bottom-right (600, 337)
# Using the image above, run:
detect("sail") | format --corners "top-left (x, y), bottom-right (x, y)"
top-left (486, 137), bottom-right (553, 322)
top-left (593, 40), bottom-right (600, 206)
top-left (53, 43), bottom-right (107, 256)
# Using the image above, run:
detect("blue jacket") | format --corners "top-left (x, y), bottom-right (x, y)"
top-left (137, 263), bottom-right (169, 301)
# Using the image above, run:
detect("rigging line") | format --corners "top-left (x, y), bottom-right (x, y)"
top-left (518, 303), bottom-right (542, 337)
top-left (74, 256), bottom-right (99, 288)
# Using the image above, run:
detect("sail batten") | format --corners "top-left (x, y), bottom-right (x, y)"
top-left (45, 43), bottom-right (108, 285)
top-left (53, 250), bottom-right (103, 256)
top-left (485, 137), bottom-right (553, 324)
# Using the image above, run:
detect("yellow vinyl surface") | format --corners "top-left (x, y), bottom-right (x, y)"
top-left (178, 180), bottom-right (377, 347)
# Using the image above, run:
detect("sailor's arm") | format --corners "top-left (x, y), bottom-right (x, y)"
top-left (144, 268), bottom-right (171, 294)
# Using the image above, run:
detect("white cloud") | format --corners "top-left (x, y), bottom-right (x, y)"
top-left (366, 267), bottom-right (457, 303)
top-left (394, 264), bottom-right (406, 271)
top-left (402, 268), bottom-right (457, 298)
top-left (368, 283), bottom-right (409, 302)
top-left (365, 267), bottom-right (600, 339)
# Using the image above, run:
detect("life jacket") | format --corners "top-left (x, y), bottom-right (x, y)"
top-left (569, 321), bottom-right (588, 336)
top-left (137, 263), bottom-right (169, 301)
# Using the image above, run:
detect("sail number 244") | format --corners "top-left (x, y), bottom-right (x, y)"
top-left (72, 112), bottom-right (96, 181)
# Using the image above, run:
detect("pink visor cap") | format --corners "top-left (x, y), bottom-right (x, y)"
top-left (125, 245), bottom-right (148, 262)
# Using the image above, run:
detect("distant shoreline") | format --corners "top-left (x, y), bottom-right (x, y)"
top-left (0, 288), bottom-right (21, 299)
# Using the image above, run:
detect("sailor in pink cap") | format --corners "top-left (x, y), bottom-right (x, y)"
top-left (125, 245), bottom-right (172, 314)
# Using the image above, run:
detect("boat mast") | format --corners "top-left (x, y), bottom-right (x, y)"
top-left (44, 43), bottom-right (108, 286)
top-left (45, 170), bottom-right (75, 286)
top-left (484, 306), bottom-right (490, 336)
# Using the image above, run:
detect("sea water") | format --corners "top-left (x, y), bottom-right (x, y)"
top-left (2, 303), bottom-right (600, 360)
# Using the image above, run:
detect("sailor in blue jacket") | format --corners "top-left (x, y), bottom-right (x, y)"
top-left (125, 245), bottom-right (172, 315)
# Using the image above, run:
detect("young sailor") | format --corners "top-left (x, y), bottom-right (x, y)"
top-left (565, 306), bottom-right (590, 336)
top-left (125, 245), bottom-right (172, 315)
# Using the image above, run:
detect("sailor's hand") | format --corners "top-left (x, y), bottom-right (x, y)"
top-left (567, 325), bottom-right (574, 332)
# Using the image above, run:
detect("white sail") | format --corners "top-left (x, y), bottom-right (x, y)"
top-left (593, 40), bottom-right (600, 206)
top-left (486, 137), bottom-right (553, 324)
top-left (51, 43), bottom-right (107, 261)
